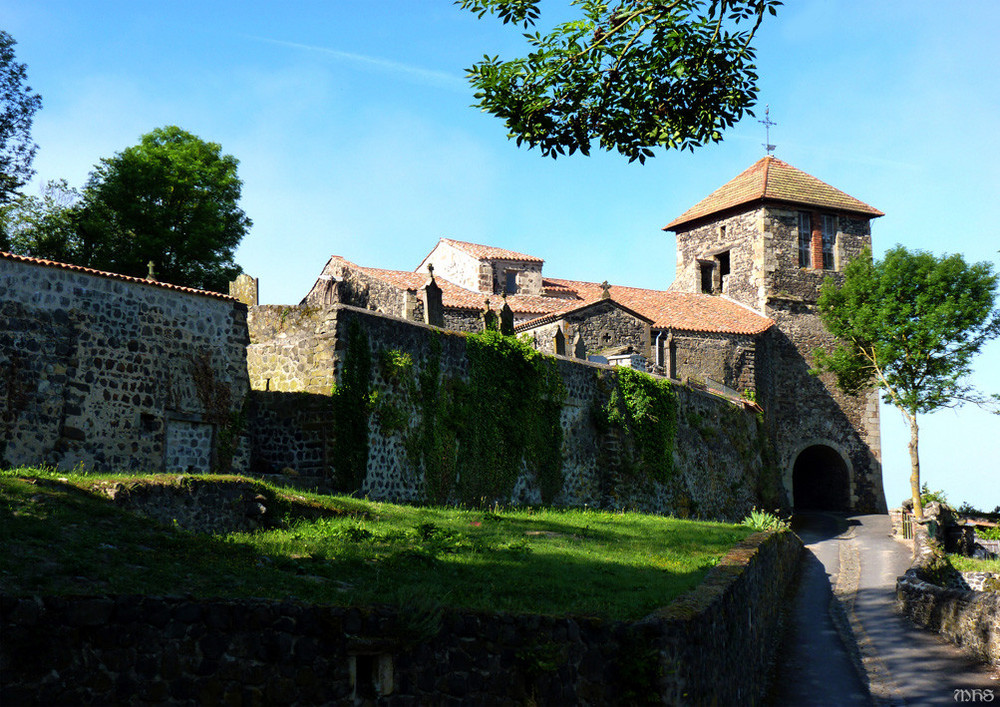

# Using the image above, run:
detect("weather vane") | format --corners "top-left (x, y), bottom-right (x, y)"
top-left (759, 105), bottom-right (777, 155)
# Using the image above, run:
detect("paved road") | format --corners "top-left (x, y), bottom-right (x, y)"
top-left (768, 513), bottom-right (998, 706)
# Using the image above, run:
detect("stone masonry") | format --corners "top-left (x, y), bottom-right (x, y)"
top-left (0, 253), bottom-right (249, 473)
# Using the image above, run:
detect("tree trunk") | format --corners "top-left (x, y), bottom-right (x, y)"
top-left (908, 415), bottom-right (923, 520)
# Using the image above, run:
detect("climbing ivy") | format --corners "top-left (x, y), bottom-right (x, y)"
top-left (601, 366), bottom-right (677, 482)
top-left (332, 319), bottom-right (372, 490)
top-left (458, 330), bottom-right (565, 505)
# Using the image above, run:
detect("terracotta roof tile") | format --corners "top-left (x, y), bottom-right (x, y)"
top-left (331, 256), bottom-right (772, 335)
top-left (439, 238), bottom-right (544, 264)
top-left (0, 251), bottom-right (238, 302)
top-left (353, 263), bottom-right (558, 315)
top-left (665, 156), bottom-right (883, 230)
top-left (541, 278), bottom-right (773, 335)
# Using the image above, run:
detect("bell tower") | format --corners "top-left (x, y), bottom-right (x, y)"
top-left (665, 157), bottom-right (888, 513)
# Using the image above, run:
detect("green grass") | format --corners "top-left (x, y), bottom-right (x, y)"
top-left (0, 467), bottom-right (755, 621)
top-left (950, 555), bottom-right (1000, 574)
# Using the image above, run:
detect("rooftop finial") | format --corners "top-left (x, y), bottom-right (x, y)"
top-left (759, 105), bottom-right (777, 155)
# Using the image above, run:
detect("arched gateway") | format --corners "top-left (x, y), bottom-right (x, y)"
top-left (793, 445), bottom-right (850, 511)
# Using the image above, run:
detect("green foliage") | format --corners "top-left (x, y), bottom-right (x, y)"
top-left (740, 508), bottom-right (788, 532)
top-left (976, 526), bottom-right (1000, 541)
top-left (459, 0), bottom-right (781, 162)
top-left (332, 320), bottom-right (373, 490)
top-left (0, 30), bottom-right (43, 205)
top-left (412, 336), bottom-right (462, 504)
top-left (603, 366), bottom-right (677, 482)
top-left (5, 126), bottom-right (251, 292)
top-left (459, 330), bottom-right (565, 504)
top-left (815, 246), bottom-right (999, 414)
top-left (919, 483), bottom-right (948, 507)
top-left (3, 180), bottom-right (82, 261)
top-left (815, 245), bottom-right (1000, 517)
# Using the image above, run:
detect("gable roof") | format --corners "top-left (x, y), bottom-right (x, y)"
top-left (434, 238), bottom-right (544, 264)
top-left (541, 278), bottom-right (774, 335)
top-left (0, 251), bottom-right (238, 302)
top-left (515, 297), bottom-right (653, 333)
top-left (319, 255), bottom-right (773, 336)
top-left (665, 156), bottom-right (884, 230)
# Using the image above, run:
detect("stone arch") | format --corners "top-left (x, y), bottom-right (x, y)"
top-left (790, 442), bottom-right (853, 511)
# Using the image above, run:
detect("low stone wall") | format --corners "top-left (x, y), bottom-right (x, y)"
top-left (896, 571), bottom-right (1000, 668)
top-left (0, 530), bottom-right (802, 705)
top-left (90, 476), bottom-right (275, 534)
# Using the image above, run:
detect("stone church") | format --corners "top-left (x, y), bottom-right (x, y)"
top-left (307, 156), bottom-right (887, 513)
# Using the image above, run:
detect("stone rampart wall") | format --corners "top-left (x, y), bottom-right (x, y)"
top-left (896, 571), bottom-right (1000, 668)
top-left (247, 305), bottom-right (783, 520)
top-left (0, 530), bottom-right (802, 705)
top-left (0, 255), bottom-right (249, 473)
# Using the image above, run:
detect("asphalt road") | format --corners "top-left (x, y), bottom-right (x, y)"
top-left (768, 513), bottom-right (998, 706)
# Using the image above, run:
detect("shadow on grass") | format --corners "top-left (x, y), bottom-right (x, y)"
top-left (1, 474), bottom-right (739, 621)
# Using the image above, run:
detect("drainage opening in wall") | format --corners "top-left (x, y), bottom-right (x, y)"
top-left (349, 653), bottom-right (394, 700)
top-left (793, 444), bottom-right (850, 511)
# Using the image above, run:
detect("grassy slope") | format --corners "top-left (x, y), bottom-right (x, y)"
top-left (0, 469), bottom-right (754, 621)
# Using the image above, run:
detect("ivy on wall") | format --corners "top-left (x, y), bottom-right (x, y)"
top-left (599, 366), bottom-right (678, 483)
top-left (339, 325), bottom-right (566, 506)
top-left (332, 319), bottom-right (373, 490)
top-left (459, 330), bottom-right (565, 505)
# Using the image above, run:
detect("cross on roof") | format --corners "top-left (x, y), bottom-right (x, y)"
top-left (759, 105), bottom-right (777, 155)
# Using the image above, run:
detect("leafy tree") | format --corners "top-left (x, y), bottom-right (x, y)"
top-left (814, 246), bottom-right (1000, 519)
top-left (2, 179), bottom-right (86, 261)
top-left (78, 126), bottom-right (251, 291)
top-left (459, 0), bottom-right (780, 162)
top-left (0, 30), bottom-right (43, 204)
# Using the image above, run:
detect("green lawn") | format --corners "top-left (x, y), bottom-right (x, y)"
top-left (950, 555), bottom-right (1000, 574)
top-left (0, 468), bottom-right (755, 621)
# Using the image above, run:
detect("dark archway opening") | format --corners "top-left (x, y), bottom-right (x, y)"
top-left (793, 445), bottom-right (850, 511)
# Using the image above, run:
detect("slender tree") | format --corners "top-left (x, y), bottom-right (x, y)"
top-left (814, 246), bottom-right (999, 519)
top-left (0, 30), bottom-right (43, 205)
top-left (459, 0), bottom-right (781, 162)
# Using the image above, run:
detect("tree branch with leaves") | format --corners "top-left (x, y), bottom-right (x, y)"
top-left (814, 246), bottom-right (1000, 519)
top-left (459, 0), bottom-right (781, 162)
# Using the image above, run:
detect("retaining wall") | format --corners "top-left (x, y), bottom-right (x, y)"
top-left (0, 530), bottom-right (802, 705)
top-left (896, 571), bottom-right (1000, 669)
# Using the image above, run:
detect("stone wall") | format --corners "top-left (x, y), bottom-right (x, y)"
top-left (669, 330), bottom-right (759, 393)
top-left (896, 571), bottom-right (1000, 668)
top-left (668, 208), bottom-right (761, 306)
top-left (0, 530), bottom-right (802, 705)
top-left (246, 304), bottom-right (784, 520)
top-left (0, 254), bottom-right (249, 474)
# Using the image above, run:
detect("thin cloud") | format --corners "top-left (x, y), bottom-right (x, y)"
top-left (243, 35), bottom-right (468, 92)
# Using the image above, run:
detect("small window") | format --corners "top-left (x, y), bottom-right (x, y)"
top-left (504, 271), bottom-right (518, 295)
top-left (699, 261), bottom-right (714, 294)
top-left (821, 215), bottom-right (836, 269)
top-left (717, 251), bottom-right (730, 292)
top-left (798, 212), bottom-right (812, 268)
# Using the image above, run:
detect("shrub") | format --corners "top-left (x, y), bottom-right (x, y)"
top-left (740, 509), bottom-right (788, 532)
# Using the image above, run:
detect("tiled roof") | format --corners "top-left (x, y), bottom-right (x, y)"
top-left (329, 256), bottom-right (773, 335)
top-left (438, 238), bottom-right (544, 264)
top-left (0, 251), bottom-right (238, 301)
top-left (541, 278), bottom-right (773, 335)
top-left (350, 262), bottom-right (559, 315)
top-left (665, 156), bottom-right (884, 230)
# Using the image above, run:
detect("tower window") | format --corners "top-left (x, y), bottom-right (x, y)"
top-left (717, 251), bottom-right (731, 292)
top-left (821, 215), bottom-right (836, 269)
top-left (798, 212), bottom-right (812, 267)
top-left (699, 260), bottom-right (714, 294)
top-left (504, 270), bottom-right (518, 294)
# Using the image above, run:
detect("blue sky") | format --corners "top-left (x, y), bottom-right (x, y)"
top-left (4, 0), bottom-right (998, 511)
